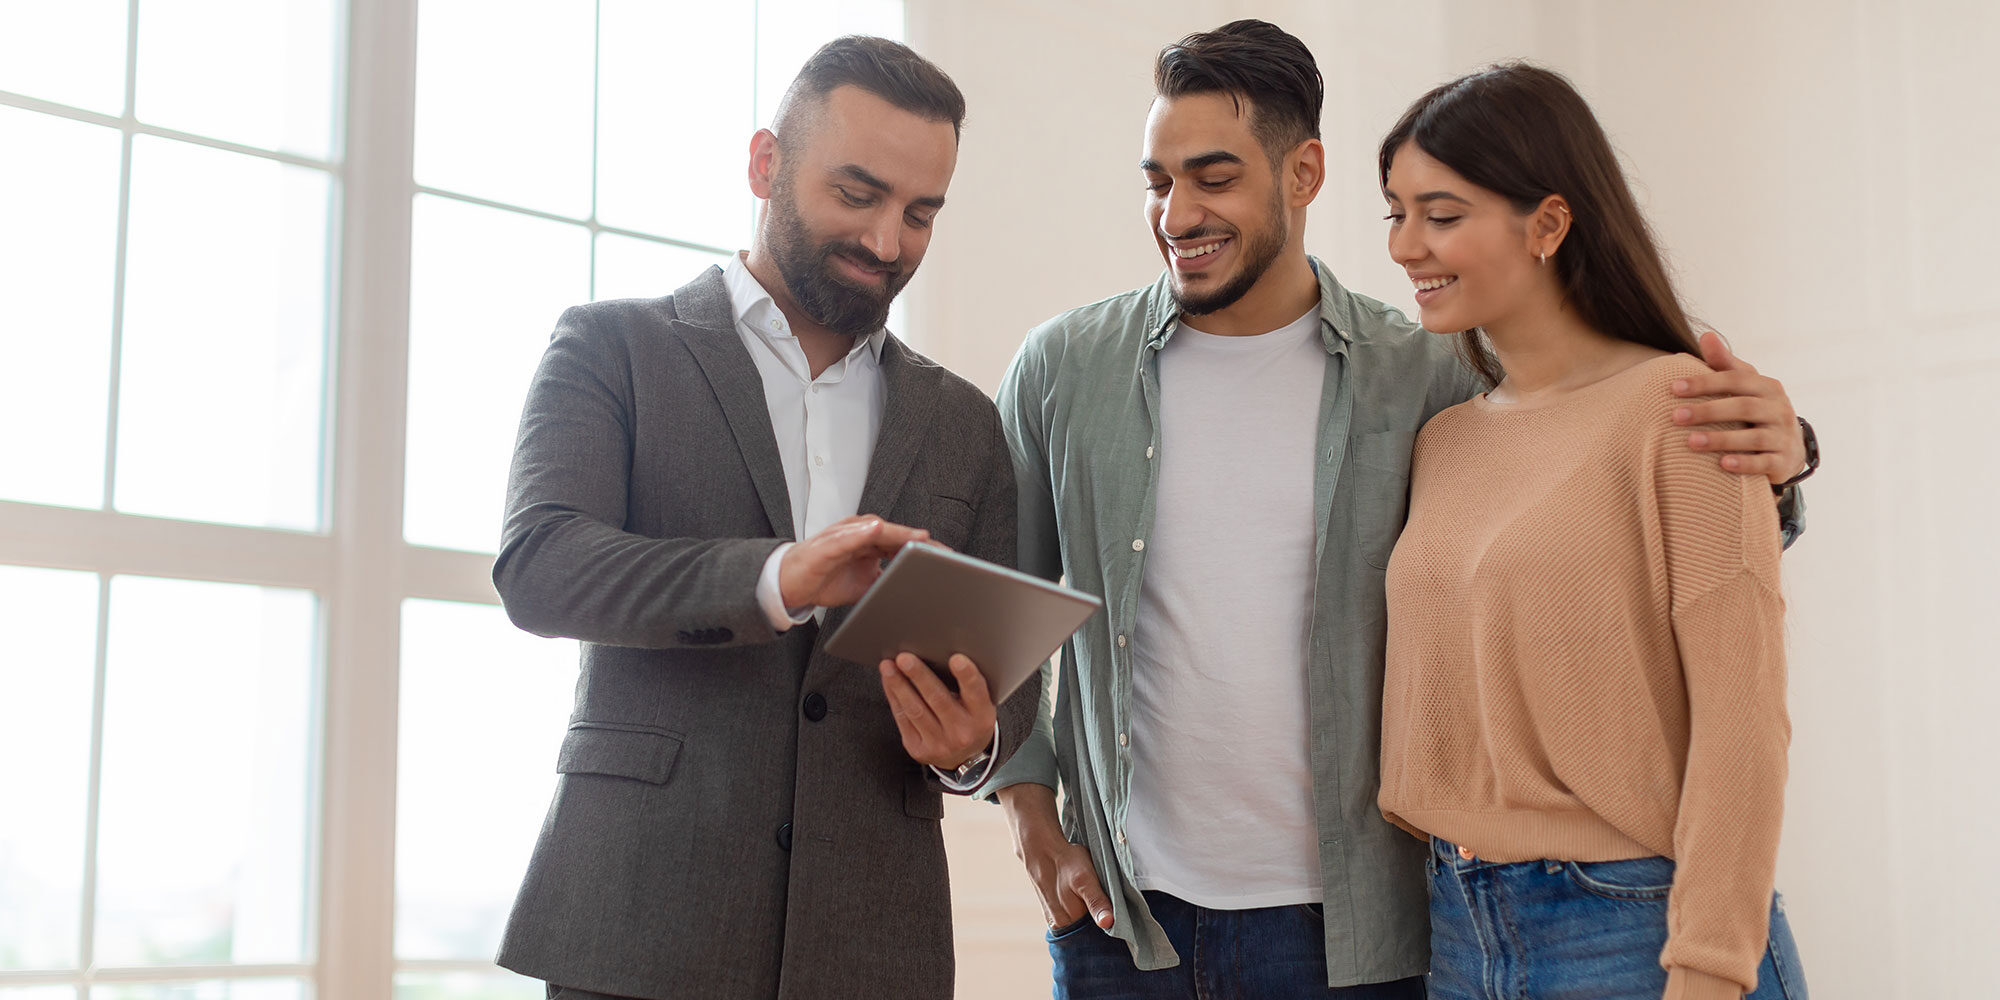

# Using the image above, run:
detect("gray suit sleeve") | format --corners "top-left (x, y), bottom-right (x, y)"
top-left (493, 307), bottom-right (783, 650)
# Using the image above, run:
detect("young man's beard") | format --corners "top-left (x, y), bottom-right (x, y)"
top-left (764, 170), bottom-right (912, 338)
top-left (1170, 188), bottom-right (1289, 317)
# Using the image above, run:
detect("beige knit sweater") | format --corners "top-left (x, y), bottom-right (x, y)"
top-left (1379, 353), bottom-right (1789, 1000)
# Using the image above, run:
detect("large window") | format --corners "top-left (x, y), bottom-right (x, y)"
top-left (0, 2), bottom-right (904, 998)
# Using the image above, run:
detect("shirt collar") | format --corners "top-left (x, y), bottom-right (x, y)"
top-left (1141, 255), bottom-right (1354, 355)
top-left (724, 252), bottom-right (887, 362)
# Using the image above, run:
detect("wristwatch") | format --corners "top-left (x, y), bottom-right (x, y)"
top-left (949, 748), bottom-right (992, 785)
top-left (1772, 416), bottom-right (1818, 495)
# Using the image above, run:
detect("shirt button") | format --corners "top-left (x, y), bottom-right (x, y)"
top-left (1117, 829), bottom-right (1127, 844)
top-left (1131, 539), bottom-right (1145, 552)
top-left (1116, 634), bottom-right (1127, 648)
top-left (814, 455), bottom-right (825, 467)
top-left (1118, 732), bottom-right (1128, 747)
top-left (809, 384), bottom-right (819, 394)
top-left (1145, 445), bottom-right (1155, 459)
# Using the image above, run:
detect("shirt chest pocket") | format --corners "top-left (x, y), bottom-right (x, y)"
top-left (1345, 430), bottom-right (1418, 570)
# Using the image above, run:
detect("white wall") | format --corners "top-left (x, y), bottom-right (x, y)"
top-left (909, 2), bottom-right (2000, 997)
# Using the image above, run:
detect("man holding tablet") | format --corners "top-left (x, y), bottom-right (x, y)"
top-left (490, 36), bottom-right (1039, 1000)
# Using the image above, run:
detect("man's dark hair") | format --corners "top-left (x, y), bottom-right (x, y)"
top-left (1154, 19), bottom-right (1323, 165)
top-left (772, 35), bottom-right (967, 149)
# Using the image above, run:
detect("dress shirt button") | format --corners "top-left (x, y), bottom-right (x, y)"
top-left (802, 692), bottom-right (827, 722)
top-left (1457, 844), bottom-right (1475, 860)
top-left (1116, 828), bottom-right (1127, 844)
top-left (1118, 732), bottom-right (1128, 747)
top-left (768, 318), bottom-right (781, 331)
top-left (814, 455), bottom-right (825, 467)
top-left (809, 384), bottom-right (819, 394)
top-left (777, 822), bottom-right (793, 851)
top-left (1116, 634), bottom-right (1127, 648)
top-left (1131, 539), bottom-right (1145, 552)
top-left (1145, 445), bottom-right (1154, 459)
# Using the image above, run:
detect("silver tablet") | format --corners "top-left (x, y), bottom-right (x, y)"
top-left (823, 543), bottom-right (1101, 702)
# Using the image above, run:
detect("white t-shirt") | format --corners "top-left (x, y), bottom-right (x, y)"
top-left (1125, 307), bottom-right (1325, 909)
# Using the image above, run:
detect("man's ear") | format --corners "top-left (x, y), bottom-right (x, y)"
top-left (1288, 138), bottom-right (1326, 209)
top-left (747, 129), bottom-right (781, 200)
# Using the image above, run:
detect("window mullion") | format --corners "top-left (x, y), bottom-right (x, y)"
top-left (318, 0), bottom-right (420, 997)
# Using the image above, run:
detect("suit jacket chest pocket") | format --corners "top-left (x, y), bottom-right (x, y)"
top-left (923, 494), bottom-right (975, 551)
top-left (1346, 430), bottom-right (1418, 570)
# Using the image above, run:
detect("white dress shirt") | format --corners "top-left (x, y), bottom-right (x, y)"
top-left (721, 255), bottom-right (994, 788)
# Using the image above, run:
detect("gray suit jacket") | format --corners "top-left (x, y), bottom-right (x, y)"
top-left (492, 267), bottom-right (1034, 1000)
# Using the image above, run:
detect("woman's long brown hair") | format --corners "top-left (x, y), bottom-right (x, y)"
top-left (1378, 63), bottom-right (1702, 387)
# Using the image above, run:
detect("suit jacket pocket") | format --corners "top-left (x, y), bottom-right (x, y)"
top-left (926, 494), bottom-right (975, 552)
top-left (904, 768), bottom-right (946, 819)
top-left (556, 723), bottom-right (684, 784)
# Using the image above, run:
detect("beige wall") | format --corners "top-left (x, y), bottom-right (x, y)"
top-left (909, 1), bottom-right (2000, 997)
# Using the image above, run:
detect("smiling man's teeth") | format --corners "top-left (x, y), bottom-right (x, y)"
top-left (1173, 242), bottom-right (1225, 259)
top-left (1414, 276), bottom-right (1457, 291)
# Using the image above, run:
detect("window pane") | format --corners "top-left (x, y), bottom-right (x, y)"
top-left (404, 195), bottom-right (589, 554)
top-left (115, 136), bottom-right (330, 531)
top-left (0, 567), bottom-right (98, 971)
top-left (95, 981), bottom-right (305, 1000)
top-left (594, 232), bottom-right (728, 303)
top-left (753, 0), bottom-right (905, 128)
top-left (95, 577), bottom-right (316, 967)
top-left (0, 107), bottom-right (120, 509)
top-left (393, 971), bottom-right (541, 1000)
top-left (595, 0), bottom-right (753, 249)
top-left (0, 988), bottom-right (80, 1000)
top-left (0, 0), bottom-right (128, 114)
top-left (396, 599), bottom-right (576, 960)
top-left (414, 0), bottom-right (592, 217)
top-left (135, 0), bottom-right (339, 159)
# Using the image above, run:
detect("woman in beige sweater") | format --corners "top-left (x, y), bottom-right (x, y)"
top-left (1375, 65), bottom-right (1807, 1000)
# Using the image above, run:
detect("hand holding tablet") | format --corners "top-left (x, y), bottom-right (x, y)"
top-left (824, 542), bottom-right (1102, 702)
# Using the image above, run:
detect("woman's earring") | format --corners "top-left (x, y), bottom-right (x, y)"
top-left (1539, 250), bottom-right (1547, 265)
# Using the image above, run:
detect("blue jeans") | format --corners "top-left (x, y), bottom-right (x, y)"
top-left (1048, 889), bottom-right (1425, 999)
top-left (1426, 838), bottom-right (1809, 999)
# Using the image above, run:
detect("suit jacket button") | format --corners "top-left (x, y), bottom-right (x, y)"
top-left (776, 822), bottom-right (793, 851)
top-left (802, 692), bottom-right (828, 722)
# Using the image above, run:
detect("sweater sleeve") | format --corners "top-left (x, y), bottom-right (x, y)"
top-left (1649, 405), bottom-right (1791, 1000)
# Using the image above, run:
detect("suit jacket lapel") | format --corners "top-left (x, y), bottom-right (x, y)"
top-left (671, 267), bottom-right (796, 539)
top-left (855, 335), bottom-right (938, 521)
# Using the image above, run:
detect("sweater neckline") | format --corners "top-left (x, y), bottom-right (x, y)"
top-left (1470, 352), bottom-right (1685, 414)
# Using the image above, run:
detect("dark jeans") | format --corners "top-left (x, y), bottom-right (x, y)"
top-left (1426, 837), bottom-right (1810, 1000)
top-left (1048, 889), bottom-right (1427, 999)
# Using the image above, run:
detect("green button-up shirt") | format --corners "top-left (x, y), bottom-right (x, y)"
top-left (985, 258), bottom-right (1804, 987)
top-left (986, 259), bottom-right (1480, 986)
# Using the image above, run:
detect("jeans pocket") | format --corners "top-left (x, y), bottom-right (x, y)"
top-left (1562, 856), bottom-right (1675, 901)
top-left (1046, 913), bottom-right (1095, 943)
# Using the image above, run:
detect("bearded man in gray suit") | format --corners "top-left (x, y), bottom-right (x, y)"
top-left (491, 36), bottom-right (1035, 1000)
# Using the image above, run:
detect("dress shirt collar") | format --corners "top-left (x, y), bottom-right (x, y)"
top-left (723, 252), bottom-right (887, 365)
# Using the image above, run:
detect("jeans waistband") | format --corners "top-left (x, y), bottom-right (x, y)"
top-left (1430, 836), bottom-right (1522, 873)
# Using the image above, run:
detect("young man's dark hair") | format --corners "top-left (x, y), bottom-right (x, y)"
top-left (772, 34), bottom-right (967, 148)
top-left (1153, 18), bottom-right (1324, 165)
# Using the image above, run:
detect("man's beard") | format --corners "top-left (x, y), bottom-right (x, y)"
top-left (1169, 188), bottom-right (1289, 317)
top-left (764, 171), bottom-right (911, 338)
